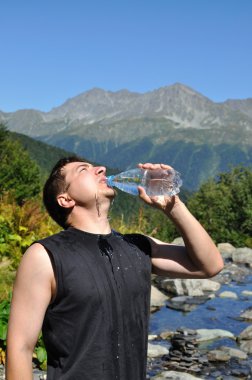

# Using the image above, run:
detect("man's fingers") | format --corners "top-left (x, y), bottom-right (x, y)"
top-left (138, 186), bottom-right (152, 204)
top-left (138, 162), bottom-right (173, 171)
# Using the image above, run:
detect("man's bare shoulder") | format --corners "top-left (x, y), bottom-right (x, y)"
top-left (22, 242), bottom-right (49, 260)
top-left (17, 242), bottom-right (54, 280)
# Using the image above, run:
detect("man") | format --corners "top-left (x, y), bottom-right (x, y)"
top-left (6, 157), bottom-right (223, 380)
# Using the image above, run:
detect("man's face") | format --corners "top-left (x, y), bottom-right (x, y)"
top-left (62, 161), bottom-right (114, 206)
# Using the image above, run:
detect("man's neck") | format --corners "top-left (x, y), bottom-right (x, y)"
top-left (69, 208), bottom-right (112, 235)
top-left (70, 221), bottom-right (111, 235)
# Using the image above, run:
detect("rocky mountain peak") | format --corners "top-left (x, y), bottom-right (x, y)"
top-left (1, 83), bottom-right (252, 136)
top-left (223, 98), bottom-right (252, 119)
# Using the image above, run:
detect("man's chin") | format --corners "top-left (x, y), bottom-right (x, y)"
top-left (109, 188), bottom-right (117, 198)
top-left (101, 187), bottom-right (117, 199)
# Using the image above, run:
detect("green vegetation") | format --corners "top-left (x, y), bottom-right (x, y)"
top-left (0, 194), bottom-right (60, 269)
top-left (12, 131), bottom-right (76, 179)
top-left (0, 266), bottom-right (15, 301)
top-left (187, 166), bottom-right (252, 248)
top-left (0, 125), bottom-right (41, 204)
top-left (0, 295), bottom-right (10, 365)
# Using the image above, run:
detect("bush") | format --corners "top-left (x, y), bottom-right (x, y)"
top-left (0, 124), bottom-right (41, 204)
top-left (0, 194), bottom-right (60, 268)
top-left (187, 166), bottom-right (252, 247)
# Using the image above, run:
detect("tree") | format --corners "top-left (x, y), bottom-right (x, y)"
top-left (187, 166), bottom-right (252, 247)
top-left (0, 124), bottom-right (41, 204)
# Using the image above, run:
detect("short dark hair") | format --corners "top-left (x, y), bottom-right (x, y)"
top-left (43, 156), bottom-right (86, 229)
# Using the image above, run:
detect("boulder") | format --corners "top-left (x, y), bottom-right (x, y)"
top-left (147, 343), bottom-right (169, 358)
top-left (195, 329), bottom-right (235, 342)
top-left (151, 285), bottom-right (168, 307)
top-left (219, 346), bottom-right (247, 360)
top-left (217, 242), bottom-right (236, 260)
top-left (238, 325), bottom-right (252, 340)
top-left (171, 237), bottom-right (185, 246)
top-left (239, 340), bottom-right (252, 354)
top-left (156, 278), bottom-right (220, 297)
top-left (152, 371), bottom-right (202, 379)
top-left (232, 247), bottom-right (252, 265)
top-left (159, 330), bottom-right (174, 340)
top-left (241, 290), bottom-right (252, 297)
top-left (207, 349), bottom-right (230, 361)
top-left (215, 262), bottom-right (250, 284)
top-left (167, 295), bottom-right (210, 312)
top-left (148, 334), bottom-right (158, 341)
top-left (239, 306), bottom-right (252, 321)
top-left (218, 291), bottom-right (238, 299)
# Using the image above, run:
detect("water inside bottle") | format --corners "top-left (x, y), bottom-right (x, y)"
top-left (106, 169), bottom-right (142, 195)
top-left (143, 168), bottom-right (181, 196)
top-left (106, 168), bottom-right (182, 196)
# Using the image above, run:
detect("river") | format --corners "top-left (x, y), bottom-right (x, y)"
top-left (148, 275), bottom-right (252, 378)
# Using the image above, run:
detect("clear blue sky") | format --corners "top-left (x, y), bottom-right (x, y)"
top-left (1, 0), bottom-right (251, 112)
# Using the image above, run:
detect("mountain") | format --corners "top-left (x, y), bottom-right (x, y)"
top-left (10, 132), bottom-right (77, 176)
top-left (222, 98), bottom-right (252, 119)
top-left (1, 83), bottom-right (252, 190)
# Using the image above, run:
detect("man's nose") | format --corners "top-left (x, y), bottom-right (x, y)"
top-left (95, 166), bottom-right (106, 175)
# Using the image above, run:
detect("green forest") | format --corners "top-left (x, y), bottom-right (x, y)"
top-left (0, 123), bottom-right (252, 367)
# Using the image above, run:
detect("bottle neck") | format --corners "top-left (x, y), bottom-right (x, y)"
top-left (106, 175), bottom-right (114, 187)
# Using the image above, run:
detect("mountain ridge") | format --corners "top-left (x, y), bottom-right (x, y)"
top-left (1, 83), bottom-right (252, 135)
top-left (1, 83), bottom-right (252, 190)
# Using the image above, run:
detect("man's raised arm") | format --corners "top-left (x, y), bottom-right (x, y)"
top-left (138, 163), bottom-right (224, 279)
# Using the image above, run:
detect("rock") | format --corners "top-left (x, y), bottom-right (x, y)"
top-left (217, 242), bottom-right (236, 260)
top-left (167, 295), bottom-right (210, 312)
top-left (151, 285), bottom-right (169, 307)
top-left (171, 237), bottom-right (185, 246)
top-left (239, 306), bottom-right (252, 321)
top-left (155, 278), bottom-right (220, 297)
top-left (232, 247), bottom-right (252, 265)
top-left (238, 324), bottom-right (252, 340)
top-left (207, 349), bottom-right (230, 361)
top-left (156, 279), bottom-right (201, 296)
top-left (163, 328), bottom-right (209, 374)
top-left (0, 366), bottom-right (4, 380)
top-left (230, 368), bottom-right (252, 377)
top-left (33, 371), bottom-right (47, 379)
top-left (219, 345), bottom-right (248, 360)
top-left (239, 340), bottom-right (252, 354)
top-left (148, 343), bottom-right (169, 358)
top-left (241, 290), bottom-right (252, 296)
top-left (195, 329), bottom-right (235, 342)
top-left (218, 291), bottom-right (238, 299)
top-left (152, 370), bottom-right (203, 379)
top-left (215, 262), bottom-right (251, 285)
top-left (37, 375), bottom-right (46, 380)
top-left (159, 330), bottom-right (174, 340)
top-left (149, 334), bottom-right (158, 341)
top-left (167, 297), bottom-right (197, 312)
top-left (195, 279), bottom-right (221, 292)
top-left (0, 368), bottom-right (46, 380)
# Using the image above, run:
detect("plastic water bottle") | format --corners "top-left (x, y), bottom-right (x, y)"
top-left (106, 167), bottom-right (182, 196)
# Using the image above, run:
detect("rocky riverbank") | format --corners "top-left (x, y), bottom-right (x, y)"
top-left (148, 241), bottom-right (252, 379)
top-left (1, 241), bottom-right (252, 379)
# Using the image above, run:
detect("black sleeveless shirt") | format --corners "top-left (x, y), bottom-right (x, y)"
top-left (38, 227), bottom-right (152, 380)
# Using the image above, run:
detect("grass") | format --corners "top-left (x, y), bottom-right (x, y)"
top-left (0, 261), bottom-right (15, 301)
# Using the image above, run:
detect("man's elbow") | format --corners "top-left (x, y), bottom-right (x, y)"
top-left (203, 258), bottom-right (224, 278)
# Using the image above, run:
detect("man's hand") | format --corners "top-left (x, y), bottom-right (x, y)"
top-left (137, 162), bottom-right (181, 213)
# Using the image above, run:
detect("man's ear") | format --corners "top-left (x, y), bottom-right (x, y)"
top-left (57, 193), bottom-right (75, 208)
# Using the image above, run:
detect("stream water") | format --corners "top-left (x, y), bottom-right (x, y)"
top-left (150, 276), bottom-right (252, 336)
top-left (148, 275), bottom-right (252, 378)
